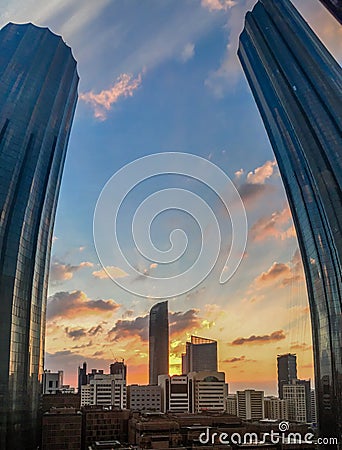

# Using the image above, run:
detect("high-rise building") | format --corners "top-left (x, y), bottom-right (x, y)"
top-left (149, 301), bottom-right (169, 385)
top-left (318, 0), bottom-right (342, 23)
top-left (78, 362), bottom-right (87, 392)
top-left (182, 336), bottom-right (218, 374)
top-left (283, 382), bottom-right (308, 423)
top-left (0, 22), bottom-right (78, 448)
top-left (277, 353), bottom-right (297, 399)
top-left (188, 371), bottom-right (227, 413)
top-left (237, 390), bottom-right (265, 421)
top-left (238, 0), bottom-right (342, 439)
top-left (127, 384), bottom-right (161, 411)
top-left (158, 374), bottom-right (189, 413)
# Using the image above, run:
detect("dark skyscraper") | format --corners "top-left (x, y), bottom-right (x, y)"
top-left (182, 336), bottom-right (218, 374)
top-left (277, 353), bottom-right (297, 399)
top-left (149, 301), bottom-right (169, 385)
top-left (0, 23), bottom-right (78, 448)
top-left (318, 0), bottom-right (342, 23)
top-left (238, 0), bottom-right (342, 440)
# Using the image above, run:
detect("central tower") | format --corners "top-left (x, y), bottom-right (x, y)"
top-left (149, 301), bottom-right (169, 384)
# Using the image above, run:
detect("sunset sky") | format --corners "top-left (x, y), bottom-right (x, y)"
top-left (1, 0), bottom-right (341, 395)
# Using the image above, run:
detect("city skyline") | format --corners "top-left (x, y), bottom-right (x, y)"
top-left (1, 0), bottom-right (341, 397)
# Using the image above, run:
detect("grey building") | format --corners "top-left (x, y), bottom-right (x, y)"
top-left (127, 384), bottom-right (161, 411)
top-left (238, 0), bottom-right (342, 440)
top-left (0, 23), bottom-right (78, 448)
top-left (149, 301), bottom-right (169, 385)
top-left (182, 335), bottom-right (217, 374)
top-left (277, 353), bottom-right (297, 399)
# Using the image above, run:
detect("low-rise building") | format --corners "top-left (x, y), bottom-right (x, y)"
top-left (42, 408), bottom-right (82, 450)
top-left (127, 384), bottom-right (161, 411)
top-left (264, 396), bottom-right (288, 420)
top-left (237, 390), bottom-right (264, 421)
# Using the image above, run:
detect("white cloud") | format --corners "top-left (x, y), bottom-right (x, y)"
top-left (92, 265), bottom-right (128, 280)
top-left (247, 160), bottom-right (276, 184)
top-left (181, 42), bottom-right (195, 62)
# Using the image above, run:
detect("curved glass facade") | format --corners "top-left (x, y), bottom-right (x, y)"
top-left (0, 23), bottom-right (78, 449)
top-left (238, 0), bottom-right (342, 441)
top-left (149, 301), bottom-right (169, 385)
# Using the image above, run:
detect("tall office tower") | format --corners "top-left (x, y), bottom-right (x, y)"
top-left (149, 301), bottom-right (169, 385)
top-left (318, 0), bottom-right (342, 23)
top-left (238, 0), bottom-right (342, 439)
top-left (277, 353), bottom-right (297, 399)
top-left (0, 23), bottom-right (78, 448)
top-left (78, 361), bottom-right (87, 392)
top-left (182, 335), bottom-right (217, 374)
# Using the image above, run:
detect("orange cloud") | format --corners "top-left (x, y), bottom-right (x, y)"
top-left (47, 290), bottom-right (120, 319)
top-left (250, 206), bottom-right (296, 242)
top-left (231, 330), bottom-right (286, 346)
top-left (92, 265), bottom-right (128, 279)
top-left (247, 160), bottom-right (277, 184)
top-left (50, 259), bottom-right (93, 283)
top-left (80, 72), bottom-right (142, 120)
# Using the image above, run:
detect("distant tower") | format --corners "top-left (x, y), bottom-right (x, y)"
top-left (149, 301), bottom-right (169, 385)
top-left (277, 354), bottom-right (297, 399)
top-left (110, 360), bottom-right (127, 381)
top-left (78, 362), bottom-right (87, 392)
top-left (182, 336), bottom-right (217, 374)
top-left (0, 23), bottom-right (78, 448)
top-left (238, 0), bottom-right (342, 439)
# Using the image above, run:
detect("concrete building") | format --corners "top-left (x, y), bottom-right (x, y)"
top-left (81, 374), bottom-right (126, 409)
top-left (159, 375), bottom-right (189, 413)
top-left (311, 390), bottom-right (317, 424)
top-left (127, 385), bottom-right (161, 411)
top-left (42, 370), bottom-right (64, 395)
top-left (188, 371), bottom-right (227, 413)
top-left (264, 397), bottom-right (288, 421)
top-left (283, 382), bottom-right (308, 423)
top-left (237, 390), bottom-right (264, 421)
top-left (42, 408), bottom-right (82, 450)
top-left (226, 394), bottom-right (237, 416)
top-left (182, 336), bottom-right (217, 374)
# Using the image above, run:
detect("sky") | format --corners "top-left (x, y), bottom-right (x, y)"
top-left (1, 0), bottom-right (341, 395)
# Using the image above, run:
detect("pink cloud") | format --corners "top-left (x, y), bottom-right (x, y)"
top-left (247, 160), bottom-right (277, 184)
top-left (80, 72), bottom-right (142, 120)
top-left (250, 206), bottom-right (296, 242)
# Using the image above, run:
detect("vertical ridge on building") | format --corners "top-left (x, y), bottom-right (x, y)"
top-left (238, 0), bottom-right (342, 440)
top-left (0, 22), bottom-right (78, 449)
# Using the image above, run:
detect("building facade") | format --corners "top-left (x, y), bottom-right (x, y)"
top-left (277, 353), bottom-right (297, 399)
top-left (42, 408), bottom-right (82, 450)
top-left (81, 374), bottom-right (127, 409)
top-left (188, 371), bottom-right (227, 413)
top-left (238, 0), bottom-right (342, 439)
top-left (42, 370), bottom-right (64, 394)
top-left (0, 22), bottom-right (78, 449)
top-left (283, 383), bottom-right (307, 423)
top-left (182, 336), bottom-right (217, 374)
top-left (149, 301), bottom-right (169, 385)
top-left (237, 390), bottom-right (264, 421)
top-left (318, 0), bottom-right (342, 23)
top-left (127, 384), bottom-right (161, 411)
top-left (264, 397), bottom-right (288, 421)
top-left (159, 375), bottom-right (189, 413)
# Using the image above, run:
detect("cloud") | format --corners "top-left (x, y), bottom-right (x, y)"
top-left (250, 206), bottom-right (296, 242)
top-left (247, 160), bottom-right (277, 184)
top-left (108, 315), bottom-right (149, 342)
top-left (88, 324), bottom-right (104, 336)
top-left (149, 263), bottom-right (158, 269)
top-left (181, 42), bottom-right (195, 62)
top-left (80, 72), bottom-right (142, 120)
top-left (92, 265), bottom-right (128, 280)
top-left (238, 182), bottom-right (275, 205)
top-left (290, 342), bottom-right (312, 351)
top-left (223, 355), bottom-right (248, 363)
top-left (253, 250), bottom-right (304, 289)
top-left (50, 259), bottom-right (93, 283)
top-left (65, 327), bottom-right (87, 340)
top-left (234, 168), bottom-right (244, 180)
top-left (169, 309), bottom-right (202, 334)
top-left (231, 330), bottom-right (286, 345)
top-left (201, 0), bottom-right (236, 12)
top-left (47, 290), bottom-right (120, 319)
